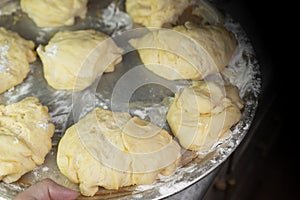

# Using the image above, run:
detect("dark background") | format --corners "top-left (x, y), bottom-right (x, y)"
top-left (202, 0), bottom-right (295, 199)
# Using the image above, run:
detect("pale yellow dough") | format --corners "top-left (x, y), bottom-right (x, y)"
top-left (0, 97), bottom-right (55, 183)
top-left (129, 22), bottom-right (237, 80)
top-left (37, 29), bottom-right (123, 91)
top-left (57, 107), bottom-right (181, 196)
top-left (126, 0), bottom-right (190, 27)
top-left (0, 27), bottom-right (36, 94)
top-left (20, 0), bottom-right (88, 28)
top-left (167, 81), bottom-right (243, 151)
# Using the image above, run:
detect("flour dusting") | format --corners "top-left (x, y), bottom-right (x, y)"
top-left (0, 45), bottom-right (10, 73)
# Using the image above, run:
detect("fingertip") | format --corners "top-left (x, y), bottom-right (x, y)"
top-left (47, 179), bottom-right (79, 200)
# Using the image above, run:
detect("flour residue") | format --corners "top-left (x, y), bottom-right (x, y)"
top-left (0, 45), bottom-right (10, 73)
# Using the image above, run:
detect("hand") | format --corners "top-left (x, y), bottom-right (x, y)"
top-left (13, 178), bottom-right (79, 200)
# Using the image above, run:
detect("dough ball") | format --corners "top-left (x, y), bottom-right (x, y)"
top-left (129, 22), bottom-right (237, 80)
top-left (0, 27), bottom-right (36, 94)
top-left (167, 81), bottom-right (243, 151)
top-left (126, 0), bottom-right (190, 27)
top-left (0, 97), bottom-right (55, 183)
top-left (37, 29), bottom-right (123, 91)
top-left (20, 0), bottom-right (88, 28)
top-left (57, 107), bottom-right (181, 196)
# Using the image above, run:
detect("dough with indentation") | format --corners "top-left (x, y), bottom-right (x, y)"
top-left (167, 81), bottom-right (243, 151)
top-left (129, 22), bottom-right (237, 80)
top-left (0, 27), bottom-right (36, 94)
top-left (0, 97), bottom-right (55, 183)
top-left (57, 107), bottom-right (181, 196)
top-left (37, 29), bottom-right (123, 91)
top-left (20, 0), bottom-right (88, 28)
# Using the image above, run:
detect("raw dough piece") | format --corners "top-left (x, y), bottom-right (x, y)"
top-left (0, 27), bottom-right (36, 94)
top-left (0, 97), bottom-right (55, 183)
top-left (126, 0), bottom-right (190, 27)
top-left (167, 81), bottom-right (243, 151)
top-left (37, 29), bottom-right (123, 91)
top-left (20, 0), bottom-right (88, 28)
top-left (57, 107), bottom-right (181, 196)
top-left (129, 22), bottom-right (237, 80)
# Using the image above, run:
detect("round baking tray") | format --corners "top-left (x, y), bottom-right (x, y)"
top-left (0, 0), bottom-right (261, 199)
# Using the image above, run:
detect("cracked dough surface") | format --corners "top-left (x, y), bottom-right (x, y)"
top-left (0, 27), bottom-right (36, 94)
top-left (126, 0), bottom-right (190, 27)
top-left (57, 107), bottom-right (181, 196)
top-left (129, 22), bottom-right (237, 80)
top-left (37, 29), bottom-right (123, 91)
top-left (167, 81), bottom-right (243, 151)
top-left (20, 0), bottom-right (88, 28)
top-left (0, 97), bottom-right (55, 183)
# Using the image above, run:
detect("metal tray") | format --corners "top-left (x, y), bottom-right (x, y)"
top-left (0, 0), bottom-right (261, 199)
